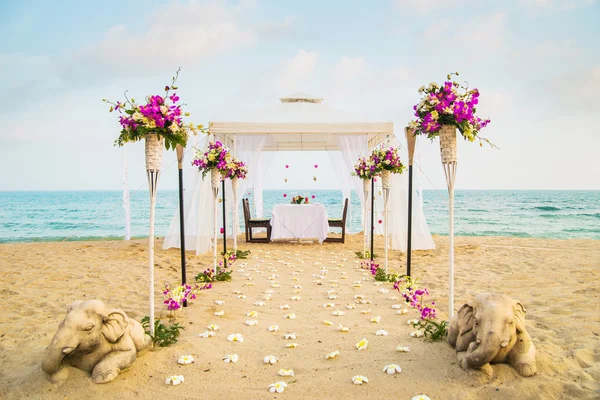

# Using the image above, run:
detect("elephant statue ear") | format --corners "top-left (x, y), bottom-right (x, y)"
top-left (513, 300), bottom-right (527, 333)
top-left (457, 300), bottom-right (474, 335)
top-left (102, 309), bottom-right (129, 343)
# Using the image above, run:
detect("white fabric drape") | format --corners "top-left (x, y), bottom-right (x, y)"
top-left (232, 135), bottom-right (268, 234)
top-left (326, 151), bottom-right (354, 230)
top-left (254, 152), bottom-right (276, 218)
top-left (387, 138), bottom-right (435, 251)
top-left (162, 136), bottom-right (214, 255)
top-left (335, 135), bottom-right (368, 232)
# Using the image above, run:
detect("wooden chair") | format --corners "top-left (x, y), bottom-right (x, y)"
top-left (242, 198), bottom-right (272, 243)
top-left (325, 198), bottom-right (349, 243)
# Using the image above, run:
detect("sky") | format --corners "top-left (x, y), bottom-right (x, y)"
top-left (0, 0), bottom-right (598, 191)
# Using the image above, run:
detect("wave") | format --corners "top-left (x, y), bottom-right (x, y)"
top-left (534, 206), bottom-right (561, 211)
top-left (562, 228), bottom-right (600, 234)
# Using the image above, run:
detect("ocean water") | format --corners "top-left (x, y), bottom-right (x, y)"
top-left (0, 190), bottom-right (598, 243)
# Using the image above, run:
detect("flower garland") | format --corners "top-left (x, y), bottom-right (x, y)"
top-left (104, 68), bottom-right (207, 150)
top-left (162, 282), bottom-right (211, 312)
top-left (393, 277), bottom-right (436, 320)
top-left (408, 72), bottom-right (492, 145)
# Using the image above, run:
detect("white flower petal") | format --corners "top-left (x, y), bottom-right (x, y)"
top-left (165, 375), bottom-right (185, 385)
top-left (411, 396), bottom-right (431, 400)
top-left (285, 343), bottom-right (299, 348)
top-left (322, 320), bottom-right (333, 326)
top-left (254, 301), bottom-right (266, 307)
top-left (214, 311), bottom-right (225, 317)
top-left (269, 325), bottom-right (279, 332)
top-left (214, 300), bottom-right (225, 305)
top-left (355, 338), bottom-right (369, 351)
top-left (278, 369), bottom-right (295, 377)
top-left (396, 345), bottom-right (411, 352)
top-left (351, 375), bottom-right (369, 385)
top-left (325, 350), bottom-right (340, 359)
top-left (263, 355), bottom-right (279, 365)
top-left (284, 313), bottom-right (296, 319)
top-left (375, 329), bottom-right (388, 336)
top-left (245, 320), bottom-right (258, 326)
top-left (332, 310), bottom-right (345, 316)
top-left (177, 355), bottom-right (195, 365)
top-left (284, 333), bottom-right (297, 340)
top-left (370, 316), bottom-right (382, 323)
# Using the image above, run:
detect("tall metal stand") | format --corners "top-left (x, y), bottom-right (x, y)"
top-left (370, 177), bottom-right (375, 262)
top-left (176, 145), bottom-right (187, 307)
top-left (222, 179), bottom-right (227, 268)
top-left (405, 128), bottom-right (417, 277)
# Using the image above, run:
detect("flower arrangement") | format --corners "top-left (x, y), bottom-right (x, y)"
top-left (104, 68), bottom-right (207, 150)
top-left (223, 157), bottom-right (248, 180)
top-left (408, 72), bottom-right (492, 145)
top-left (291, 195), bottom-right (309, 204)
top-left (192, 141), bottom-right (231, 178)
top-left (162, 283), bottom-right (210, 312)
top-left (352, 156), bottom-right (376, 180)
top-left (369, 147), bottom-right (406, 174)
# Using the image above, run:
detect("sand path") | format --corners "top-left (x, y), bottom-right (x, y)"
top-left (0, 234), bottom-right (598, 399)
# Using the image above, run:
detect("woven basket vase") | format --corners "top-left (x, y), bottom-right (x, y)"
top-left (381, 170), bottom-right (391, 190)
top-left (439, 124), bottom-right (457, 164)
top-left (211, 168), bottom-right (221, 189)
top-left (144, 134), bottom-right (164, 172)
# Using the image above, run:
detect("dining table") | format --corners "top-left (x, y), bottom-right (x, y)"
top-left (270, 203), bottom-right (329, 243)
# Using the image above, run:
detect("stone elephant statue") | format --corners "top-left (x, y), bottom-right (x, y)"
top-left (42, 300), bottom-right (152, 385)
top-left (448, 293), bottom-right (537, 377)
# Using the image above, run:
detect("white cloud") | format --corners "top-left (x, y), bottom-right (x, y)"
top-left (75, 3), bottom-right (255, 71)
top-left (519, 0), bottom-right (597, 10)
top-left (534, 39), bottom-right (582, 59)
top-left (393, 0), bottom-right (468, 14)
top-left (453, 12), bottom-right (507, 55)
top-left (277, 50), bottom-right (318, 93)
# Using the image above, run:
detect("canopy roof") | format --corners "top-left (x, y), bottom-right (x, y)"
top-left (209, 93), bottom-right (393, 151)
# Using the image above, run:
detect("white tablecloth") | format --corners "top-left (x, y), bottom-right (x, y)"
top-left (270, 204), bottom-right (329, 243)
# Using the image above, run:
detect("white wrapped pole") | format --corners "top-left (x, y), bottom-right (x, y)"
top-left (211, 168), bottom-right (220, 277)
top-left (122, 147), bottom-right (131, 241)
top-left (363, 179), bottom-right (370, 258)
top-left (231, 176), bottom-right (239, 251)
top-left (145, 133), bottom-right (163, 335)
top-left (439, 124), bottom-right (457, 319)
top-left (381, 170), bottom-right (391, 274)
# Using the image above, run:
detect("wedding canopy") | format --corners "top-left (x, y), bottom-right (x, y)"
top-left (163, 93), bottom-right (435, 254)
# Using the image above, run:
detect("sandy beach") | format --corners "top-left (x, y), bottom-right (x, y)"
top-left (0, 234), bottom-right (599, 400)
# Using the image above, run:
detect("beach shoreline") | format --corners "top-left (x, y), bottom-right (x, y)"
top-left (1, 234), bottom-right (598, 399)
